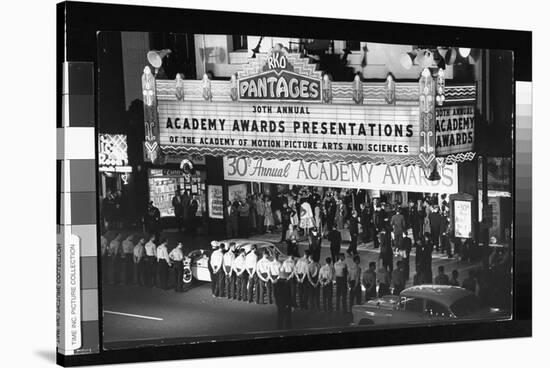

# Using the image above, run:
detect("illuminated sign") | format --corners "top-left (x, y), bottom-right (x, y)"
top-left (99, 134), bottom-right (131, 172)
top-left (454, 200), bottom-right (473, 238)
top-left (435, 105), bottom-right (475, 155)
top-left (238, 49), bottom-right (321, 102)
top-left (158, 102), bottom-right (420, 163)
top-left (224, 157), bottom-right (458, 193)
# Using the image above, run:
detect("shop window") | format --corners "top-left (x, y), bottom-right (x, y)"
top-left (232, 35), bottom-right (248, 51)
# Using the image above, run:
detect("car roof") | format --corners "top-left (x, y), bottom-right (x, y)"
top-left (219, 239), bottom-right (286, 257)
top-left (401, 285), bottom-right (474, 306)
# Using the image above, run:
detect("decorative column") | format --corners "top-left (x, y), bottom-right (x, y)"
top-left (418, 67), bottom-right (437, 178)
top-left (142, 65), bottom-right (160, 163)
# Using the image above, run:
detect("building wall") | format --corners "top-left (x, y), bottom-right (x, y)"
top-left (121, 32), bottom-right (151, 110)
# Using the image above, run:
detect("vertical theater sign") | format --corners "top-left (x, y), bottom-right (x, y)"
top-left (142, 45), bottom-right (476, 193)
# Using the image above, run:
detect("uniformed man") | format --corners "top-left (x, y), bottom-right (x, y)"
top-left (319, 257), bottom-right (335, 312)
top-left (210, 243), bottom-right (225, 297)
top-left (156, 239), bottom-right (172, 289)
top-left (307, 254), bottom-right (321, 310)
top-left (268, 253), bottom-right (282, 304)
top-left (348, 255), bottom-right (362, 307)
top-left (273, 259), bottom-right (292, 329)
top-left (281, 254), bottom-right (297, 307)
top-left (362, 261), bottom-right (377, 301)
top-left (169, 242), bottom-right (185, 292)
top-left (133, 237), bottom-right (146, 286)
top-left (334, 253), bottom-right (348, 312)
top-left (294, 251), bottom-right (310, 309)
top-left (245, 244), bottom-right (258, 303)
top-left (256, 250), bottom-right (271, 304)
top-left (232, 248), bottom-right (247, 301)
top-left (121, 235), bottom-right (135, 285)
top-left (223, 243), bottom-right (237, 299)
top-left (109, 234), bottom-right (122, 284)
top-left (144, 235), bottom-right (157, 287)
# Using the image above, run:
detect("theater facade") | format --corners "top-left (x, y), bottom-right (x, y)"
top-left (141, 43), bottom-right (481, 241)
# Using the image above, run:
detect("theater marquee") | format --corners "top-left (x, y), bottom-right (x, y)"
top-left (142, 46), bottom-right (477, 169)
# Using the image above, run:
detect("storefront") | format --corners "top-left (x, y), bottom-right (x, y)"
top-left (141, 45), bottom-right (478, 235)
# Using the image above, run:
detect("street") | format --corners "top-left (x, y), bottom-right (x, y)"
top-left (102, 227), bottom-right (482, 349)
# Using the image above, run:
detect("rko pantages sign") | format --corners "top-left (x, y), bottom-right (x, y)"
top-left (238, 49), bottom-right (321, 101)
top-left (142, 46), bottom-right (477, 168)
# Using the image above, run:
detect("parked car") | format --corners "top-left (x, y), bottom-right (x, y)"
top-left (183, 239), bottom-right (286, 284)
top-left (351, 284), bottom-right (508, 326)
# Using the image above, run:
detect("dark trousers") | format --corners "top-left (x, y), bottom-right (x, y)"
top-left (364, 286), bottom-right (377, 301)
top-left (330, 246), bottom-right (340, 263)
top-left (135, 260), bottom-right (146, 286)
top-left (378, 283), bottom-right (390, 297)
top-left (308, 280), bottom-right (320, 310)
top-left (258, 275), bottom-right (272, 304)
top-left (336, 276), bottom-right (348, 312)
top-left (349, 281), bottom-right (361, 307)
top-left (288, 278), bottom-right (297, 307)
top-left (158, 260), bottom-right (169, 289)
top-left (238, 217), bottom-right (249, 237)
top-left (101, 255), bottom-right (110, 283)
top-left (393, 284), bottom-right (404, 295)
top-left (281, 222), bottom-right (289, 242)
top-left (225, 270), bottom-right (235, 299)
top-left (248, 272), bottom-right (257, 302)
top-left (144, 256), bottom-right (156, 287)
top-left (277, 305), bottom-right (292, 329)
top-left (373, 229), bottom-right (380, 248)
top-left (214, 270), bottom-right (225, 297)
top-left (430, 227), bottom-right (441, 250)
top-left (347, 234), bottom-right (358, 255)
top-left (111, 256), bottom-right (122, 284)
top-left (123, 255), bottom-right (133, 285)
top-left (296, 279), bottom-right (307, 309)
top-left (173, 261), bottom-right (183, 292)
top-left (257, 215), bottom-right (265, 234)
top-left (322, 283), bottom-right (333, 312)
top-left (236, 272), bottom-right (247, 300)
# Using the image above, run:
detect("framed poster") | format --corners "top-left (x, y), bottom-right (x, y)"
top-left (208, 185), bottom-right (224, 219)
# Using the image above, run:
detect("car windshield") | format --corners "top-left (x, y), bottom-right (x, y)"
top-left (449, 295), bottom-right (481, 318)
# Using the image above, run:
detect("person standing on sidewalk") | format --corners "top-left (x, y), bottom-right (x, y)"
top-left (156, 239), bottom-right (172, 289)
top-left (223, 243), bottom-right (236, 299)
top-left (391, 260), bottom-right (406, 295)
top-left (362, 262), bottom-right (377, 301)
top-left (210, 243), bottom-right (225, 297)
top-left (144, 235), bottom-right (157, 287)
top-left (280, 202), bottom-right (292, 243)
top-left (121, 235), bottom-right (135, 285)
top-left (347, 211), bottom-right (359, 255)
top-left (428, 205), bottom-right (443, 252)
top-left (377, 263), bottom-right (391, 297)
top-left (256, 195), bottom-right (266, 234)
top-left (172, 189), bottom-right (184, 233)
top-left (237, 200), bottom-right (250, 238)
top-left (391, 207), bottom-right (406, 255)
top-left (245, 245), bottom-right (258, 303)
top-left (294, 251), bottom-right (310, 309)
top-left (232, 248), bottom-right (247, 301)
top-left (133, 237), bottom-right (146, 286)
top-left (328, 225), bottom-right (342, 262)
top-left (169, 243), bottom-right (185, 292)
top-left (348, 255), bottom-right (362, 308)
top-left (334, 253), bottom-right (348, 313)
top-left (310, 227), bottom-right (322, 262)
top-left (319, 257), bottom-right (335, 312)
